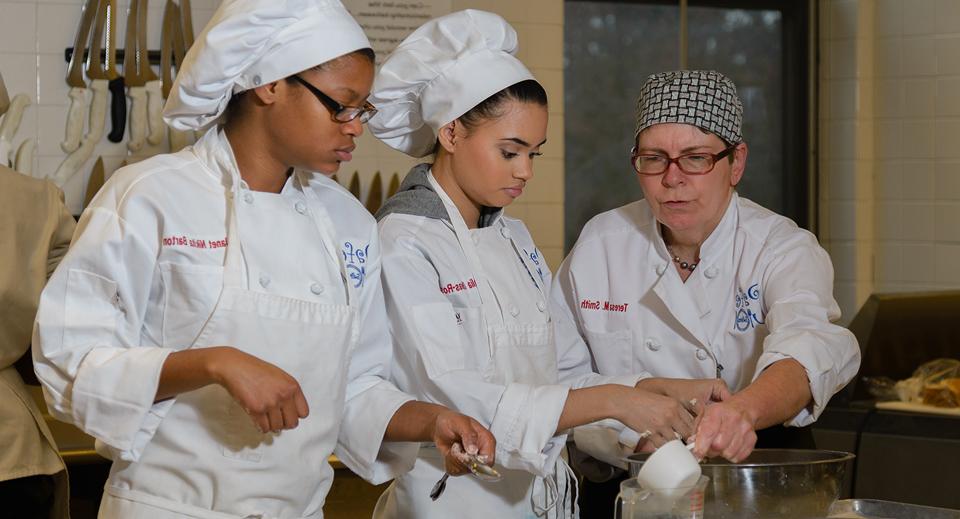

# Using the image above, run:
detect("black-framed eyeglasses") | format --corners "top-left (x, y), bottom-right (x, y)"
top-left (630, 144), bottom-right (738, 175)
top-left (292, 75), bottom-right (378, 124)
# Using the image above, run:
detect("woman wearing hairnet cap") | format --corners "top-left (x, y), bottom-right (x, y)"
top-left (31, 1), bottom-right (495, 517)
top-left (551, 70), bottom-right (860, 512)
top-left (367, 10), bottom-right (717, 518)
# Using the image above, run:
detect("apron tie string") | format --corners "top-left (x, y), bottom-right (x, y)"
top-left (531, 457), bottom-right (579, 518)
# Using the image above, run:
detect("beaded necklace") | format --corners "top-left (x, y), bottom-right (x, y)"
top-left (667, 246), bottom-right (699, 272)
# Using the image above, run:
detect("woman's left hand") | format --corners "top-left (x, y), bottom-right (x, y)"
top-left (431, 410), bottom-right (497, 476)
top-left (692, 400), bottom-right (757, 462)
top-left (637, 377), bottom-right (731, 416)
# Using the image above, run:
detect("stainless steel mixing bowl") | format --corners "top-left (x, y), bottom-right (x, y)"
top-left (626, 449), bottom-right (855, 518)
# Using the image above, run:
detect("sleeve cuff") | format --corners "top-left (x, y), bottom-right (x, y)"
top-left (71, 346), bottom-right (172, 453)
top-left (755, 348), bottom-right (828, 427)
top-left (490, 383), bottom-right (568, 476)
top-left (564, 372), bottom-right (647, 390)
top-left (572, 422), bottom-right (631, 470)
top-left (335, 380), bottom-right (416, 484)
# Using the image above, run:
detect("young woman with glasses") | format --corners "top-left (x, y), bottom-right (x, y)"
top-left (32, 2), bottom-right (495, 517)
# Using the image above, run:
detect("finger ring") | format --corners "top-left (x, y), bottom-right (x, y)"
top-left (638, 430), bottom-right (652, 439)
top-left (689, 398), bottom-right (698, 407)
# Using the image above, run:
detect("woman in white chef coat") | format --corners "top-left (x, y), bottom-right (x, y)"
top-left (366, 11), bottom-right (723, 519)
top-left (552, 70), bottom-right (861, 467)
top-left (31, 1), bottom-right (496, 518)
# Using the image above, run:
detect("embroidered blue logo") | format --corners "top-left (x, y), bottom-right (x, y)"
top-left (734, 283), bottom-right (764, 332)
top-left (524, 248), bottom-right (546, 283)
top-left (342, 241), bottom-right (370, 288)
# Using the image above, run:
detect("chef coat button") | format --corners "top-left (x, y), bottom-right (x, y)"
top-left (537, 300), bottom-right (546, 312)
top-left (500, 226), bottom-right (512, 239)
top-left (243, 192), bottom-right (254, 204)
top-left (259, 274), bottom-right (271, 288)
top-left (310, 283), bottom-right (324, 295)
top-left (645, 338), bottom-right (661, 352)
top-left (295, 201), bottom-right (307, 214)
top-left (705, 267), bottom-right (719, 279)
top-left (471, 234), bottom-right (480, 245)
top-left (696, 349), bottom-right (708, 361)
top-left (509, 305), bottom-right (520, 317)
top-left (656, 263), bottom-right (668, 276)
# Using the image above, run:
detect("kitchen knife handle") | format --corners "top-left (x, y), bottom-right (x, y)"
top-left (0, 94), bottom-right (30, 144)
top-left (52, 81), bottom-right (108, 186)
top-left (15, 138), bottom-right (36, 176)
top-left (61, 87), bottom-right (87, 153)
top-left (145, 80), bottom-right (165, 145)
top-left (0, 138), bottom-right (10, 168)
top-left (86, 79), bottom-right (109, 145)
top-left (127, 86), bottom-right (147, 151)
top-left (51, 133), bottom-right (96, 186)
top-left (107, 77), bottom-right (127, 143)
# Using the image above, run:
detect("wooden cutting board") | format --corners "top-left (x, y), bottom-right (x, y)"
top-left (875, 401), bottom-right (960, 417)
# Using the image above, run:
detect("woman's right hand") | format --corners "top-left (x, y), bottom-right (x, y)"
top-left (209, 347), bottom-right (310, 433)
top-left (612, 386), bottom-right (696, 448)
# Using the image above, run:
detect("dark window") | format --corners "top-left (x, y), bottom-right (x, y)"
top-left (563, 0), bottom-right (810, 250)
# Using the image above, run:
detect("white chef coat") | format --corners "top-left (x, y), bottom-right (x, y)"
top-left (373, 170), bottom-right (640, 518)
top-left (32, 129), bottom-right (417, 517)
top-left (552, 193), bottom-right (860, 431)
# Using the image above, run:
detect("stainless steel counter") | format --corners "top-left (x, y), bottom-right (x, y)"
top-left (827, 499), bottom-right (960, 518)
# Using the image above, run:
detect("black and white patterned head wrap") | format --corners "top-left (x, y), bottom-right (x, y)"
top-left (635, 70), bottom-right (743, 144)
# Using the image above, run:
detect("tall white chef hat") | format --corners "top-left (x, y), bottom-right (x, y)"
top-left (163, 0), bottom-right (370, 131)
top-left (368, 10), bottom-right (534, 158)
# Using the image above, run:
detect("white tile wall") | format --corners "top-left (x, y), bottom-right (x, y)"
top-left (902, 78), bottom-right (935, 117)
top-left (830, 38), bottom-right (858, 79)
top-left (934, 243), bottom-right (960, 284)
top-left (875, 0), bottom-right (902, 37)
top-left (900, 36), bottom-right (937, 76)
top-left (822, 0), bottom-right (960, 320)
top-left (936, 160), bottom-right (960, 199)
top-left (901, 120), bottom-right (935, 158)
top-left (935, 35), bottom-right (960, 74)
top-left (876, 38), bottom-right (902, 77)
top-left (902, 0), bottom-right (936, 36)
top-left (0, 0), bottom-right (219, 215)
top-left (900, 160), bottom-right (934, 199)
top-left (876, 160), bottom-right (902, 199)
top-left (0, 0), bottom-right (568, 269)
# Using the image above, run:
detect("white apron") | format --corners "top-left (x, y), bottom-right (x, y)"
top-left (374, 173), bottom-right (577, 519)
top-left (99, 169), bottom-right (358, 519)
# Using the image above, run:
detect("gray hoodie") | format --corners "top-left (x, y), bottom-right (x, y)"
top-left (375, 163), bottom-right (502, 227)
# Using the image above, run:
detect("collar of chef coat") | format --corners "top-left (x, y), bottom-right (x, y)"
top-left (189, 126), bottom-right (292, 193)
top-left (190, 126), bottom-right (243, 193)
top-left (647, 192), bottom-right (740, 348)
top-left (652, 190), bottom-right (739, 265)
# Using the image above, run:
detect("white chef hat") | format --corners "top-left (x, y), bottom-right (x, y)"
top-left (368, 10), bottom-right (534, 157)
top-left (163, 0), bottom-right (370, 131)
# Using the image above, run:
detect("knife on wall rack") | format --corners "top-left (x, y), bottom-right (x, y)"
top-left (62, 0), bottom-right (98, 153)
